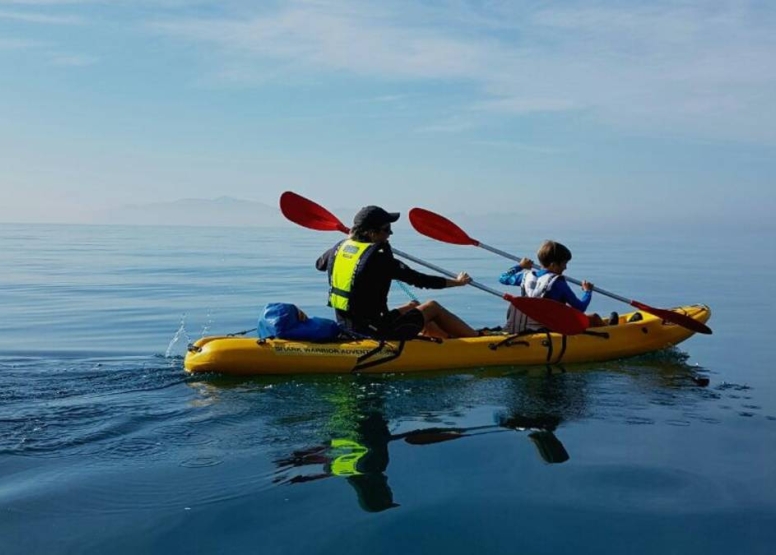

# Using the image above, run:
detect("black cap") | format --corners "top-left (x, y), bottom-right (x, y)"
top-left (352, 205), bottom-right (400, 230)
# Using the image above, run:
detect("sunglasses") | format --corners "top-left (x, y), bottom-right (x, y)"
top-left (379, 224), bottom-right (393, 234)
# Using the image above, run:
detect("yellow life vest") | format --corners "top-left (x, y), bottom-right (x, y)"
top-left (329, 438), bottom-right (369, 476)
top-left (328, 239), bottom-right (378, 311)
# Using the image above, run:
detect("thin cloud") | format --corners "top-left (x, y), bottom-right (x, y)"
top-left (474, 97), bottom-right (579, 115)
top-left (150, 6), bottom-right (497, 81)
top-left (371, 94), bottom-right (409, 103)
top-left (7, 0), bottom-right (766, 144)
top-left (48, 52), bottom-right (99, 66)
top-left (0, 37), bottom-right (44, 49)
top-left (415, 116), bottom-right (477, 134)
top-left (469, 140), bottom-right (561, 155)
top-left (0, 9), bottom-right (83, 23)
top-left (0, 0), bottom-right (92, 4)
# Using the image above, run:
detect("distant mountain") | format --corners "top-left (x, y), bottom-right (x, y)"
top-left (92, 196), bottom-right (286, 227)
top-left (88, 196), bottom-right (540, 230)
top-left (78, 195), bottom-right (742, 233)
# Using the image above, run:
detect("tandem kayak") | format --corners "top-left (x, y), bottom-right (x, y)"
top-left (184, 304), bottom-right (711, 376)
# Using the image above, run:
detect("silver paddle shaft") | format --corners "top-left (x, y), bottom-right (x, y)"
top-left (393, 248), bottom-right (505, 299)
top-left (477, 243), bottom-right (632, 305)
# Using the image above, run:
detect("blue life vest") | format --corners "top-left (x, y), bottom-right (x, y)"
top-left (258, 303), bottom-right (342, 342)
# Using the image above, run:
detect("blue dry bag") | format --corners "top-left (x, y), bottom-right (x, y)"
top-left (258, 303), bottom-right (342, 342)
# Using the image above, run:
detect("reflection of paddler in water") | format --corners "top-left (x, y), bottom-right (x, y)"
top-left (273, 386), bottom-right (571, 512)
top-left (273, 389), bottom-right (397, 512)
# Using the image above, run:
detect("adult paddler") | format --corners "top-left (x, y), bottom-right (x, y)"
top-left (316, 205), bottom-right (478, 340)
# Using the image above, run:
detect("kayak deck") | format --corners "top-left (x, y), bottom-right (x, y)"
top-left (184, 304), bottom-right (711, 376)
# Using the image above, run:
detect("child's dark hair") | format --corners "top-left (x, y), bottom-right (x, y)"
top-left (537, 240), bottom-right (572, 267)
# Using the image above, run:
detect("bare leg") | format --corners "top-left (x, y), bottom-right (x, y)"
top-left (419, 321), bottom-right (448, 339)
top-left (416, 300), bottom-right (478, 338)
top-left (394, 301), bottom-right (420, 315)
top-left (394, 300), bottom-right (455, 338)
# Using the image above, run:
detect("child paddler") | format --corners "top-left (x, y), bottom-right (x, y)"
top-left (316, 205), bottom-right (478, 340)
top-left (499, 240), bottom-right (619, 332)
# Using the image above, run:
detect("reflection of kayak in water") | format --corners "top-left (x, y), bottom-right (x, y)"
top-left (184, 305), bottom-right (710, 376)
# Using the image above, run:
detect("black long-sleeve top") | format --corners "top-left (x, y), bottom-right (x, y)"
top-left (316, 240), bottom-right (447, 330)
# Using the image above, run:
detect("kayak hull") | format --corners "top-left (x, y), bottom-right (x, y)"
top-left (184, 305), bottom-right (711, 376)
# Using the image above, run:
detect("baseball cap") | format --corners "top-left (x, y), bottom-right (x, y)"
top-left (352, 205), bottom-right (400, 229)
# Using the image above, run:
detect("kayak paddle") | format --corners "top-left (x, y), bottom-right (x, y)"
top-left (408, 207), bottom-right (712, 335)
top-left (400, 420), bottom-right (569, 464)
top-left (279, 191), bottom-right (589, 336)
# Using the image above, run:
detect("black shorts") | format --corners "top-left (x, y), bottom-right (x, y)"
top-left (373, 308), bottom-right (425, 340)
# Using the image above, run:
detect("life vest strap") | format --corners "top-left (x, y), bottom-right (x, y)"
top-left (352, 340), bottom-right (405, 372)
top-left (329, 286), bottom-right (351, 299)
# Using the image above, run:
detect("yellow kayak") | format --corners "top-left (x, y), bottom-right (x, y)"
top-left (184, 304), bottom-right (711, 376)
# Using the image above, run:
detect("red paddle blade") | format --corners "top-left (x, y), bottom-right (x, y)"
top-left (504, 294), bottom-right (589, 336)
top-left (279, 191), bottom-right (350, 233)
top-left (409, 208), bottom-right (479, 246)
top-left (630, 301), bottom-right (712, 335)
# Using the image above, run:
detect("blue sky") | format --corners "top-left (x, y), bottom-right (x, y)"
top-left (1, 0), bottom-right (774, 227)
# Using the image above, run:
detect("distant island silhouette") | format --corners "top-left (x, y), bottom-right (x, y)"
top-left (85, 197), bottom-right (533, 230)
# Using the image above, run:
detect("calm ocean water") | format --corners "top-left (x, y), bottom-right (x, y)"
top-left (1, 221), bottom-right (775, 554)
